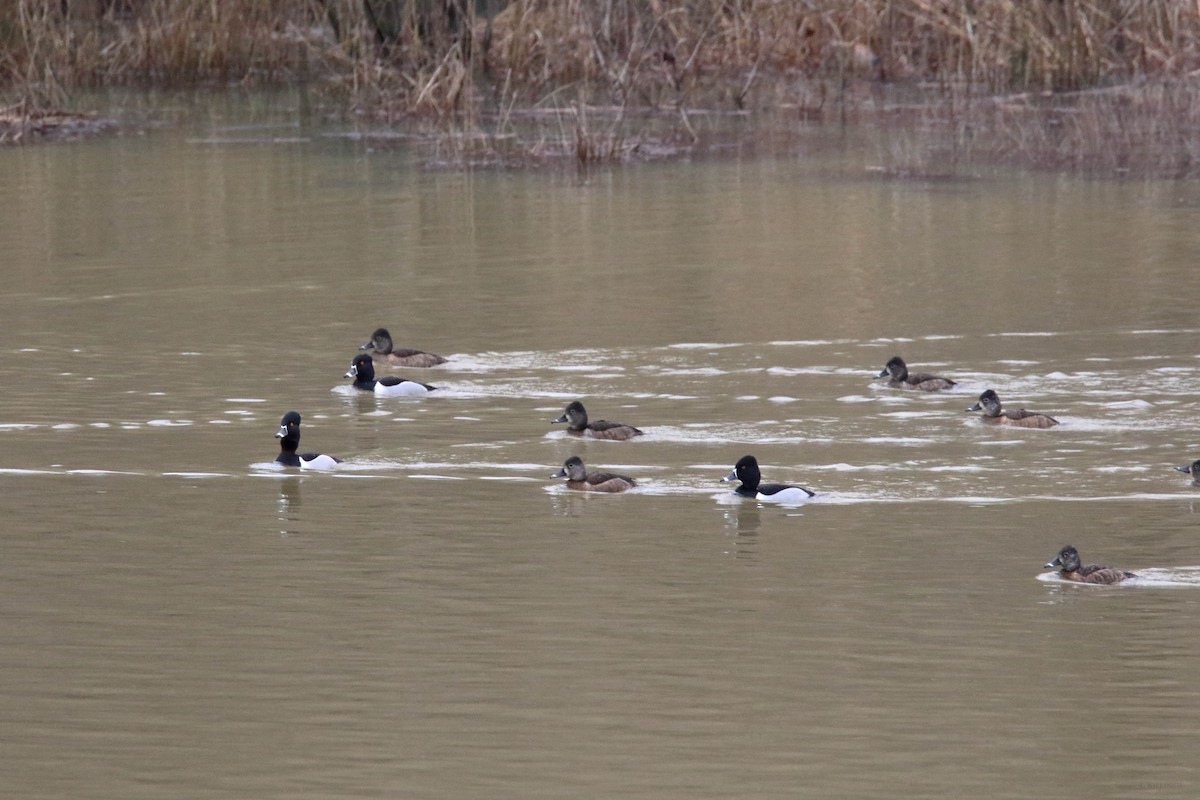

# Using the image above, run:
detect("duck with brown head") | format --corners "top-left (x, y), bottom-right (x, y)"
top-left (550, 456), bottom-right (636, 493)
top-left (876, 356), bottom-right (956, 391)
top-left (1043, 545), bottom-right (1135, 584)
top-left (551, 401), bottom-right (643, 441)
top-left (359, 328), bottom-right (447, 368)
top-left (966, 389), bottom-right (1059, 428)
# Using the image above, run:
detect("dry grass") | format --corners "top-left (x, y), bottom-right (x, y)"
top-left (3, 1), bottom-right (1199, 170)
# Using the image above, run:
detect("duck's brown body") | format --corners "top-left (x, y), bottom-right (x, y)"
top-left (979, 408), bottom-right (1059, 429)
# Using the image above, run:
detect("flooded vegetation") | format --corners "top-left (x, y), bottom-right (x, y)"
top-left (4, 1), bottom-right (1200, 173)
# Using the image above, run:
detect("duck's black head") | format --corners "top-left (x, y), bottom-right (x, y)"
top-left (1045, 545), bottom-right (1082, 573)
top-left (552, 455), bottom-right (587, 481)
top-left (361, 328), bottom-right (393, 353)
top-left (552, 400), bottom-right (588, 429)
top-left (276, 411), bottom-right (302, 456)
top-left (878, 356), bottom-right (907, 380)
top-left (967, 389), bottom-right (1003, 416)
top-left (345, 353), bottom-right (376, 383)
top-left (723, 455), bottom-right (761, 489)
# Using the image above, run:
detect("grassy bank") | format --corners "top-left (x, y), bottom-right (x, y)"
top-left (3, 1), bottom-right (1199, 172)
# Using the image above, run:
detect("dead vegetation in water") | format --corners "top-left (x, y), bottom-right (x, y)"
top-left (3, 1), bottom-right (1200, 170)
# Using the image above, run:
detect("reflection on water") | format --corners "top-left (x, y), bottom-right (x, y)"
top-left (3, 101), bottom-right (1200, 799)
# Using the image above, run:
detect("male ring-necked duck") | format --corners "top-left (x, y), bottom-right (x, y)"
top-left (359, 328), bottom-right (447, 367)
top-left (1043, 545), bottom-right (1135, 584)
top-left (876, 356), bottom-right (956, 391)
top-left (550, 456), bottom-right (636, 493)
top-left (722, 455), bottom-right (815, 502)
top-left (966, 389), bottom-right (1059, 428)
top-left (275, 411), bottom-right (341, 470)
top-left (551, 401), bottom-right (643, 441)
top-left (1173, 460), bottom-right (1200, 484)
top-left (344, 354), bottom-right (436, 396)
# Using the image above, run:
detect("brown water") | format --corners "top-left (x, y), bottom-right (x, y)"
top-left (4, 96), bottom-right (1200, 799)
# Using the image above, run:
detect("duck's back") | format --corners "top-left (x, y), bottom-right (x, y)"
top-left (586, 419), bottom-right (643, 440)
top-left (905, 373), bottom-right (956, 391)
top-left (1003, 408), bottom-right (1059, 428)
top-left (379, 348), bottom-right (447, 368)
top-left (573, 471), bottom-right (636, 493)
top-left (1074, 565), bottom-right (1135, 584)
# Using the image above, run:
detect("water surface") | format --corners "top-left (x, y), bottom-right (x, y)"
top-left (3, 97), bottom-right (1200, 799)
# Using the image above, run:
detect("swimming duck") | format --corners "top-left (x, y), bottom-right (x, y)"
top-left (550, 456), bottom-right (636, 493)
top-left (722, 455), bottom-right (815, 502)
top-left (1173, 460), bottom-right (1200, 484)
top-left (344, 354), bottom-right (436, 396)
top-left (359, 328), bottom-right (447, 368)
top-left (966, 389), bottom-right (1059, 428)
top-left (551, 401), bottom-right (643, 441)
top-left (1043, 545), bottom-right (1135, 584)
top-left (275, 411), bottom-right (341, 470)
top-left (876, 356), bottom-right (956, 391)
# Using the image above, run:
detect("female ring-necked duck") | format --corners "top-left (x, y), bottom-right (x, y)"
top-left (275, 411), bottom-right (341, 470)
top-left (1174, 460), bottom-right (1200, 486)
top-left (1043, 545), bottom-right (1135, 584)
top-left (722, 455), bottom-right (815, 502)
top-left (876, 356), bottom-right (956, 391)
top-left (344, 354), bottom-right (436, 396)
top-left (359, 328), bottom-right (447, 367)
top-left (551, 401), bottom-right (643, 441)
top-left (550, 456), bottom-right (636, 493)
top-left (966, 389), bottom-right (1059, 428)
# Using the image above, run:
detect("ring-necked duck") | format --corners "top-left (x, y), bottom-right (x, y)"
top-left (550, 456), bottom-right (636, 493)
top-left (876, 356), bottom-right (956, 391)
top-left (359, 328), bottom-right (447, 367)
top-left (966, 389), bottom-right (1059, 428)
top-left (344, 354), bottom-right (436, 396)
top-left (1043, 545), bottom-right (1135, 584)
top-left (551, 401), bottom-right (643, 440)
top-left (1173, 460), bottom-right (1200, 484)
top-left (275, 411), bottom-right (341, 469)
top-left (722, 455), bottom-right (815, 502)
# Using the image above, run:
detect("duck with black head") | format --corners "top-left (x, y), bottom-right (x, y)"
top-left (550, 456), bottom-right (636, 493)
top-left (360, 328), bottom-right (447, 368)
top-left (344, 354), bottom-right (436, 397)
top-left (551, 401), bottom-right (643, 441)
top-left (722, 455), bottom-right (815, 502)
top-left (966, 389), bottom-right (1059, 428)
top-left (1043, 545), bottom-right (1135, 584)
top-left (274, 411), bottom-right (341, 470)
top-left (876, 356), bottom-right (956, 391)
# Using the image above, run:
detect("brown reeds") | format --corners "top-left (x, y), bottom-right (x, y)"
top-left (2, 1), bottom-right (1199, 170)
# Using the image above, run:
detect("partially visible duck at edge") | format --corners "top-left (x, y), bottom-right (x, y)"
top-left (551, 400), bottom-right (643, 441)
top-left (876, 355), bottom-right (956, 391)
top-left (551, 456), bottom-right (636, 493)
top-left (1173, 460), bottom-right (1200, 485)
top-left (275, 411), bottom-right (342, 470)
top-left (1043, 545), bottom-right (1135, 585)
top-left (344, 354), bottom-right (436, 397)
top-left (966, 389), bottom-right (1059, 429)
top-left (360, 327), bottom-right (447, 368)
top-left (723, 455), bottom-right (815, 502)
